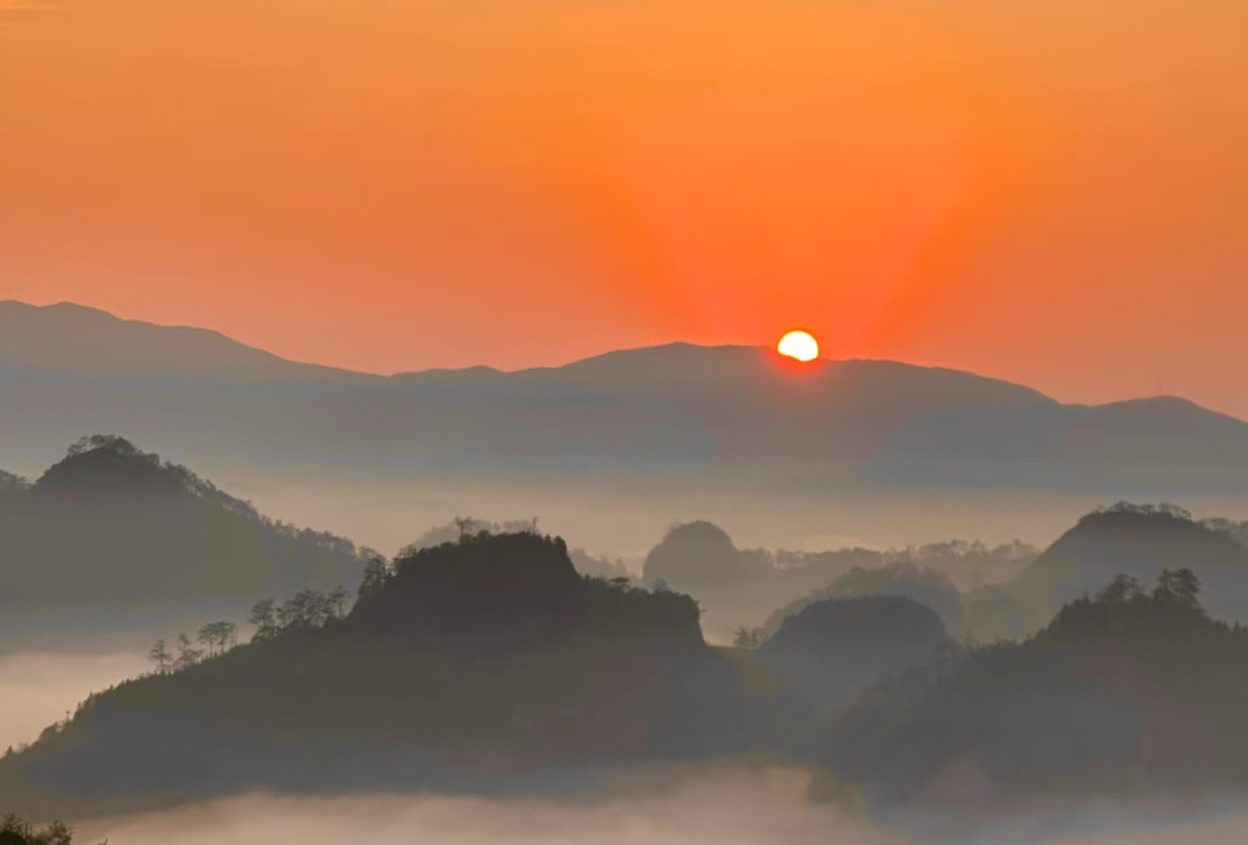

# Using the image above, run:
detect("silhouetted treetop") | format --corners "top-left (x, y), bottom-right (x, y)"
top-left (66, 433), bottom-right (146, 459)
top-left (397, 516), bottom-right (542, 555)
top-left (1088, 501), bottom-right (1193, 521)
top-left (394, 528), bottom-right (578, 582)
top-left (0, 814), bottom-right (81, 845)
top-left (662, 520), bottom-right (735, 546)
top-left (1083, 500), bottom-right (1195, 524)
top-left (37, 435), bottom-right (175, 496)
top-left (1038, 567), bottom-right (1210, 643)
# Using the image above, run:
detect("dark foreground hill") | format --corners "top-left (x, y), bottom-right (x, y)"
top-left (0, 531), bottom-right (807, 819)
top-left (0, 435), bottom-right (366, 642)
top-left (9, 530), bottom-right (1248, 837)
top-left (825, 570), bottom-right (1248, 821)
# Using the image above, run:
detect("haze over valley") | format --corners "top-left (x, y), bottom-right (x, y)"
top-left (5, 381), bottom-right (1248, 842)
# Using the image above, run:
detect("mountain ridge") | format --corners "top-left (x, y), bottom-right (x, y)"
top-left (0, 436), bottom-right (367, 643)
top-left (2, 300), bottom-right (1232, 420)
top-left (0, 300), bottom-right (372, 383)
top-left (3, 300), bottom-right (1247, 500)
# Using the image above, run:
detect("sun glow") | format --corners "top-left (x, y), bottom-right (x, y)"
top-left (777, 330), bottom-right (820, 363)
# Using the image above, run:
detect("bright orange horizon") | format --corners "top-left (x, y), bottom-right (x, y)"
top-left (2, 1), bottom-right (1246, 416)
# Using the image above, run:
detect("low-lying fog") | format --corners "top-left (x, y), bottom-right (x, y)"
top-left (0, 651), bottom-right (148, 751)
top-left (69, 769), bottom-right (1248, 845)
top-left (214, 473), bottom-right (1125, 557)
top-left (8, 655), bottom-right (1248, 845)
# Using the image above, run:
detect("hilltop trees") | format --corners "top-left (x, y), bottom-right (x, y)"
top-left (0, 529), bottom-right (801, 817)
top-left (149, 587), bottom-right (352, 674)
top-left (358, 556), bottom-right (393, 597)
top-left (173, 634), bottom-right (203, 671)
top-left (825, 568), bottom-right (1248, 803)
top-left (1037, 567), bottom-right (1209, 642)
top-left (398, 517), bottom-right (542, 555)
top-left (0, 815), bottom-right (79, 845)
top-left (247, 599), bottom-right (279, 641)
top-left (65, 433), bottom-right (146, 459)
top-left (146, 640), bottom-right (173, 674)
top-left (197, 621), bottom-right (238, 657)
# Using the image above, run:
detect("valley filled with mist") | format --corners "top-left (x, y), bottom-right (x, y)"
top-left (7, 427), bottom-right (1248, 843)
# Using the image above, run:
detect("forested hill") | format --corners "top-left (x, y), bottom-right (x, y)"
top-left (758, 596), bottom-right (957, 720)
top-left (0, 531), bottom-right (808, 818)
top-left (1002, 503), bottom-right (1248, 629)
top-left (826, 568), bottom-right (1248, 819)
top-left (0, 435), bottom-right (367, 635)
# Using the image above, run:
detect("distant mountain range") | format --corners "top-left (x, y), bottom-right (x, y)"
top-left (4, 299), bottom-right (1247, 496)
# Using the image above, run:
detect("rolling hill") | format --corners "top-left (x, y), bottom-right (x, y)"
top-left (757, 595), bottom-right (957, 719)
top-left (1004, 504), bottom-right (1248, 626)
top-left (0, 435), bottom-right (367, 644)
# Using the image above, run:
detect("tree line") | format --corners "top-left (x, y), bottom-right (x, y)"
top-left (0, 814), bottom-right (93, 845)
top-left (148, 586), bottom-right (353, 674)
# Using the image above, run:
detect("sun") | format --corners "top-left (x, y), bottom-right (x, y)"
top-left (777, 330), bottom-right (820, 363)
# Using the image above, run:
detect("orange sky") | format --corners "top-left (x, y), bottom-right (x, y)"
top-left (2, 1), bottom-right (1246, 415)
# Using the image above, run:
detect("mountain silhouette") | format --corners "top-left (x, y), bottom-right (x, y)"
top-left (757, 596), bottom-right (957, 719)
top-left (0, 300), bottom-right (367, 383)
top-left (754, 562), bottom-right (967, 646)
top-left (642, 520), bottom-right (762, 590)
top-left (826, 569), bottom-right (1248, 821)
top-left (0, 435), bottom-right (366, 643)
top-left (1003, 504), bottom-right (1248, 628)
top-left (3, 300), bottom-right (1246, 498)
top-left (0, 531), bottom-right (807, 818)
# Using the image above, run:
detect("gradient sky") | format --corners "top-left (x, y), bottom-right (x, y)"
top-left (2, 1), bottom-right (1246, 415)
